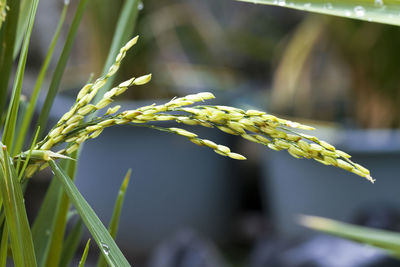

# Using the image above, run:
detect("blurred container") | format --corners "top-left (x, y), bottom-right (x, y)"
top-left (262, 127), bottom-right (400, 237)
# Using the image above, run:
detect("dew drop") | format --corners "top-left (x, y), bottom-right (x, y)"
top-left (374, 0), bottom-right (384, 7)
top-left (101, 243), bottom-right (110, 255)
top-left (325, 3), bottom-right (333, 9)
top-left (138, 2), bottom-right (144, 10)
top-left (354, 6), bottom-right (365, 17)
top-left (278, 0), bottom-right (286, 6)
top-left (304, 3), bottom-right (311, 8)
top-left (345, 10), bottom-right (352, 16)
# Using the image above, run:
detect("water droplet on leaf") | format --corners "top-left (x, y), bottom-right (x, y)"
top-left (354, 6), bottom-right (365, 17)
top-left (101, 243), bottom-right (110, 255)
top-left (374, 0), bottom-right (384, 7)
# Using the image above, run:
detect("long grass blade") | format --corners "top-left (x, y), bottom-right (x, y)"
top-left (49, 160), bottom-right (130, 267)
top-left (13, 1), bottom-right (70, 154)
top-left (13, 0), bottom-right (33, 58)
top-left (59, 219), bottom-right (83, 267)
top-left (2, 0), bottom-right (39, 153)
top-left (0, 0), bottom-right (20, 123)
top-left (45, 151), bottom-right (78, 267)
top-left (79, 239), bottom-right (91, 267)
top-left (36, 0), bottom-right (89, 138)
top-left (31, 174), bottom-right (64, 267)
top-left (91, 0), bottom-right (141, 106)
top-left (299, 215), bottom-right (400, 257)
top-left (0, 144), bottom-right (37, 267)
top-left (0, 222), bottom-right (8, 266)
top-left (237, 0), bottom-right (400, 26)
top-left (97, 169), bottom-right (131, 267)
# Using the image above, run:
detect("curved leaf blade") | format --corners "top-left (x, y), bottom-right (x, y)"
top-left (49, 160), bottom-right (130, 267)
top-left (299, 215), bottom-right (400, 257)
top-left (0, 144), bottom-right (37, 267)
top-left (97, 169), bottom-right (131, 267)
top-left (237, 0), bottom-right (400, 26)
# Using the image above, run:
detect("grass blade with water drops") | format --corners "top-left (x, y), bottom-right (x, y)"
top-left (49, 160), bottom-right (130, 267)
top-left (237, 0), bottom-right (400, 26)
top-left (13, 1), bottom-right (70, 154)
top-left (59, 219), bottom-right (83, 267)
top-left (36, 0), bottom-right (89, 138)
top-left (97, 169), bottom-right (131, 267)
top-left (299, 215), bottom-right (400, 257)
top-left (79, 239), bottom-right (91, 267)
top-left (31, 174), bottom-right (64, 267)
top-left (45, 152), bottom-right (78, 267)
top-left (2, 0), bottom-right (39, 152)
top-left (0, 144), bottom-right (36, 267)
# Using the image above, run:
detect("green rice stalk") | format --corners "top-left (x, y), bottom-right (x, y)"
top-left (20, 38), bottom-right (373, 183)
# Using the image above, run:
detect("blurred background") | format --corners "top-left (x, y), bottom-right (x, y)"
top-left (24, 0), bottom-right (400, 266)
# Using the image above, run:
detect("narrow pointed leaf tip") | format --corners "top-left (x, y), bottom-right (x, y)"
top-left (237, 0), bottom-right (400, 27)
top-left (298, 214), bottom-right (400, 257)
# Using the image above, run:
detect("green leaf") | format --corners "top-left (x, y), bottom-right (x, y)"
top-left (91, 0), bottom-right (141, 107)
top-left (59, 219), bottom-right (83, 267)
top-left (31, 150), bottom-right (77, 267)
top-left (79, 239), bottom-right (91, 267)
top-left (45, 152), bottom-right (78, 267)
top-left (0, 0), bottom-right (20, 120)
top-left (49, 160), bottom-right (130, 267)
top-left (0, 222), bottom-right (9, 266)
top-left (13, 1), bottom-right (70, 154)
top-left (31, 174), bottom-right (64, 267)
top-left (2, 0), bottom-right (39, 153)
top-left (36, 0), bottom-right (89, 138)
top-left (237, 0), bottom-right (400, 26)
top-left (0, 144), bottom-right (36, 267)
top-left (299, 215), bottom-right (400, 257)
top-left (97, 169), bottom-right (131, 267)
top-left (13, 0), bottom-right (33, 58)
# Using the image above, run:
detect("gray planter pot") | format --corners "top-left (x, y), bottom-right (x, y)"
top-left (262, 128), bottom-right (400, 237)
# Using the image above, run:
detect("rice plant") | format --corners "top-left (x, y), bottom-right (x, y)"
top-left (0, 0), bottom-right (375, 266)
